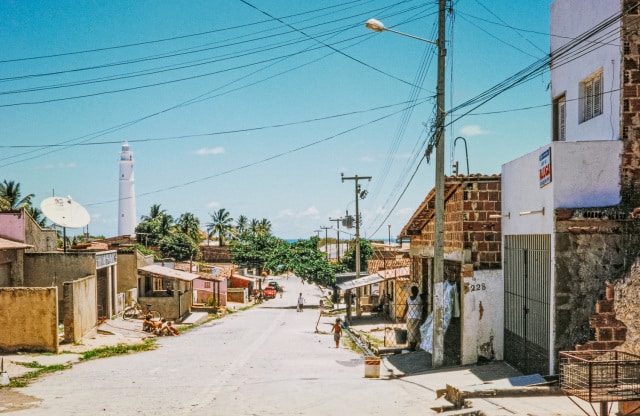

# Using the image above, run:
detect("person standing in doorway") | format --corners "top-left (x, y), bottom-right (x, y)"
top-left (297, 292), bottom-right (305, 312)
top-left (402, 285), bottom-right (422, 351)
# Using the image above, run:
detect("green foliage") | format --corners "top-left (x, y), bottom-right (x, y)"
top-left (207, 208), bottom-right (234, 246)
top-left (8, 361), bottom-right (72, 388)
top-left (230, 233), bottom-right (285, 272)
top-left (158, 232), bottom-right (200, 261)
top-left (79, 339), bottom-right (157, 361)
top-left (0, 180), bottom-right (34, 212)
top-left (339, 238), bottom-right (373, 272)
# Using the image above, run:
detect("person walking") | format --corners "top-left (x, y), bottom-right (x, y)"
top-left (331, 318), bottom-right (343, 348)
top-left (297, 292), bottom-right (305, 312)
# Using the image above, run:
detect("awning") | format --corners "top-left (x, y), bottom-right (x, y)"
top-left (0, 237), bottom-right (33, 250)
top-left (138, 264), bottom-right (200, 282)
top-left (377, 266), bottom-right (410, 280)
top-left (336, 273), bottom-right (384, 291)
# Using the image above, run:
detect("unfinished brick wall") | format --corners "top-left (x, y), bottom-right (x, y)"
top-left (461, 179), bottom-right (502, 269)
top-left (575, 282), bottom-right (627, 351)
top-left (621, 1), bottom-right (640, 207)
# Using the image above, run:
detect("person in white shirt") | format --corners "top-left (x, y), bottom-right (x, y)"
top-left (402, 285), bottom-right (423, 351)
top-left (297, 293), bottom-right (305, 312)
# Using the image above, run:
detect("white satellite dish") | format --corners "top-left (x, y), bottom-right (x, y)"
top-left (41, 196), bottom-right (90, 228)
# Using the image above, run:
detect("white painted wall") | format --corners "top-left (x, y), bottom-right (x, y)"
top-left (550, 0), bottom-right (621, 142)
top-left (502, 141), bottom-right (621, 237)
top-left (461, 270), bottom-right (503, 365)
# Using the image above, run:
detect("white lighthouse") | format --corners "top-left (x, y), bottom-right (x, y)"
top-left (118, 141), bottom-right (136, 236)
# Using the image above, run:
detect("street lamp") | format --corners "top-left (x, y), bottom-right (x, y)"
top-left (366, 2), bottom-right (447, 368)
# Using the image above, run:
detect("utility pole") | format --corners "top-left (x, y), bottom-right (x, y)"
top-left (387, 225), bottom-right (391, 246)
top-left (320, 225), bottom-right (331, 258)
top-left (329, 217), bottom-right (342, 260)
top-left (341, 173), bottom-right (372, 323)
top-left (432, 0), bottom-right (448, 368)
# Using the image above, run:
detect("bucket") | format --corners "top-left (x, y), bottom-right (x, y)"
top-left (0, 371), bottom-right (9, 386)
top-left (395, 328), bottom-right (407, 344)
top-left (364, 356), bottom-right (380, 378)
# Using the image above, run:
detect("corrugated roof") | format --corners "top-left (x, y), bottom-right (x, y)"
top-left (377, 266), bottom-right (410, 279)
top-left (336, 273), bottom-right (384, 291)
top-left (138, 264), bottom-right (200, 282)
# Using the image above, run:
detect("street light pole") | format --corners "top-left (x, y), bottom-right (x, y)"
top-left (366, 0), bottom-right (447, 367)
top-left (431, 0), bottom-right (447, 369)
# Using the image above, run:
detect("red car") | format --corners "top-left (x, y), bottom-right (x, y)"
top-left (263, 286), bottom-right (277, 299)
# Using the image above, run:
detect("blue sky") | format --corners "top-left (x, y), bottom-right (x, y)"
top-left (1, 0), bottom-right (552, 241)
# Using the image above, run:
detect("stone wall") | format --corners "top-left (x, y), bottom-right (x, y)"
top-left (554, 214), bottom-right (640, 355)
top-left (615, 258), bottom-right (640, 355)
top-left (0, 287), bottom-right (58, 353)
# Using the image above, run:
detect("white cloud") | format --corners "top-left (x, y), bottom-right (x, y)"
top-left (277, 207), bottom-right (320, 218)
top-left (41, 162), bottom-right (77, 170)
top-left (360, 155), bottom-right (375, 163)
top-left (459, 125), bottom-right (489, 137)
top-left (207, 201), bottom-right (221, 208)
top-left (195, 147), bottom-right (225, 155)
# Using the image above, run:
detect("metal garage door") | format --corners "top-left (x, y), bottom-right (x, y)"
top-left (504, 234), bottom-right (551, 375)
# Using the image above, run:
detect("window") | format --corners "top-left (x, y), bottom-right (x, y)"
top-left (553, 95), bottom-right (566, 141)
top-left (204, 281), bottom-right (211, 289)
top-left (580, 71), bottom-right (603, 122)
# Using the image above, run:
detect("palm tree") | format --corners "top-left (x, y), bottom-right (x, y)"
top-left (26, 206), bottom-right (48, 227)
top-left (235, 215), bottom-right (249, 239)
top-left (249, 218), bottom-right (260, 235)
top-left (0, 180), bottom-right (34, 211)
top-left (256, 218), bottom-right (272, 236)
top-left (156, 212), bottom-right (174, 239)
top-left (141, 204), bottom-right (165, 221)
top-left (175, 212), bottom-right (202, 243)
top-left (207, 208), bottom-right (234, 246)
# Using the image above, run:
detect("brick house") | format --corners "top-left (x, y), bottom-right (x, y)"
top-left (399, 174), bottom-right (502, 366)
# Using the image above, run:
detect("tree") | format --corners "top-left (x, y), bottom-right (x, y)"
top-left (274, 237), bottom-right (336, 286)
top-left (135, 210), bottom-right (174, 247)
top-left (175, 212), bottom-right (202, 244)
top-left (230, 233), bottom-right (283, 273)
top-left (26, 206), bottom-right (48, 227)
top-left (207, 208), bottom-right (234, 246)
top-left (0, 180), bottom-right (34, 211)
top-left (158, 232), bottom-right (200, 262)
top-left (339, 239), bottom-right (373, 273)
top-left (256, 218), bottom-right (272, 236)
top-left (235, 215), bottom-right (249, 240)
top-left (141, 203), bottom-right (165, 221)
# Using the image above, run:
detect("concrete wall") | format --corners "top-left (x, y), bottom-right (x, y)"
top-left (63, 275), bottom-right (97, 343)
top-left (550, 0), bottom-right (621, 142)
top-left (461, 269), bottom-right (503, 365)
top-left (502, 142), bottom-right (622, 238)
top-left (0, 287), bottom-right (58, 353)
top-left (24, 252), bottom-right (96, 320)
top-left (0, 248), bottom-right (25, 286)
top-left (139, 289), bottom-right (191, 321)
top-left (116, 251), bottom-right (139, 295)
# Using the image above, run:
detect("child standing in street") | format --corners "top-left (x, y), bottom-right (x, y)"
top-left (331, 318), bottom-right (342, 348)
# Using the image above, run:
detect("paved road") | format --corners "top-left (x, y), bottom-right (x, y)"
top-left (8, 276), bottom-right (434, 416)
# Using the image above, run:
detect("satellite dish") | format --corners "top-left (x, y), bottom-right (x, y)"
top-left (41, 196), bottom-right (90, 228)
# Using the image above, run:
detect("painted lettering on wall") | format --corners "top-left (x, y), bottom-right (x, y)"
top-left (539, 147), bottom-right (552, 188)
